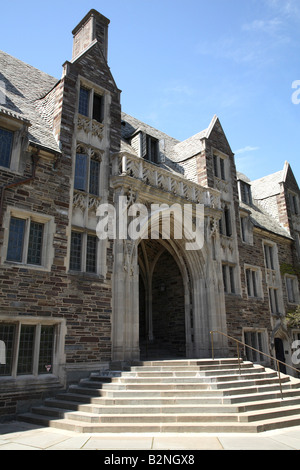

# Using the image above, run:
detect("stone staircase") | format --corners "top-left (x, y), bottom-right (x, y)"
top-left (19, 358), bottom-right (300, 433)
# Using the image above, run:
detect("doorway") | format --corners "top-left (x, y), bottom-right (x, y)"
top-left (138, 240), bottom-right (186, 359)
top-left (275, 338), bottom-right (287, 374)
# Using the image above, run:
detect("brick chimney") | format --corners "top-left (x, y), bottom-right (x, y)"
top-left (72, 9), bottom-right (110, 61)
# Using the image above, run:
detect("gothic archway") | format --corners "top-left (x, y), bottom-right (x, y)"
top-left (138, 240), bottom-right (186, 359)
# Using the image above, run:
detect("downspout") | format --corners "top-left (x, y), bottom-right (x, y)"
top-left (0, 150), bottom-right (40, 225)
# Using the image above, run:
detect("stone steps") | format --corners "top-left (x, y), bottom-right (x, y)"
top-left (19, 358), bottom-right (300, 433)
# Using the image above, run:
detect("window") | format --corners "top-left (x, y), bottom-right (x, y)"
top-left (239, 181), bottom-right (252, 205)
top-left (17, 325), bottom-right (35, 375)
top-left (219, 206), bottom-right (232, 237)
top-left (0, 324), bottom-right (15, 376)
top-left (38, 326), bottom-right (55, 374)
top-left (0, 127), bottom-right (13, 168)
top-left (222, 263), bottom-right (236, 294)
top-left (264, 244), bottom-right (275, 270)
top-left (244, 330), bottom-right (266, 363)
top-left (78, 87), bottom-right (90, 116)
top-left (78, 86), bottom-right (104, 123)
top-left (7, 216), bottom-right (44, 266)
top-left (269, 288), bottom-right (280, 314)
top-left (240, 215), bottom-right (252, 244)
top-left (245, 267), bottom-right (262, 298)
top-left (74, 146), bottom-right (101, 195)
top-left (286, 276), bottom-right (299, 304)
top-left (0, 322), bottom-right (57, 378)
top-left (213, 154), bottom-right (226, 180)
top-left (145, 135), bottom-right (159, 163)
top-left (289, 192), bottom-right (299, 215)
top-left (70, 231), bottom-right (98, 274)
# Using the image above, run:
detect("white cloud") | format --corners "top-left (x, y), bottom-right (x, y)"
top-left (235, 146), bottom-right (260, 155)
top-left (242, 18), bottom-right (282, 35)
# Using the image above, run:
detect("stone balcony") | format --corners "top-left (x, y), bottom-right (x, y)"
top-left (111, 152), bottom-right (221, 209)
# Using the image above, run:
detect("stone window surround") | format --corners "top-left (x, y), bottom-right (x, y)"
top-left (222, 262), bottom-right (237, 295)
top-left (238, 180), bottom-right (252, 206)
top-left (212, 148), bottom-right (228, 181)
top-left (0, 315), bottom-right (66, 382)
top-left (0, 114), bottom-right (30, 173)
top-left (244, 264), bottom-right (264, 300)
top-left (285, 274), bottom-right (300, 305)
top-left (69, 226), bottom-right (100, 275)
top-left (240, 210), bottom-right (253, 245)
top-left (242, 328), bottom-right (269, 365)
top-left (0, 206), bottom-right (56, 272)
top-left (76, 75), bottom-right (111, 125)
top-left (288, 190), bottom-right (299, 215)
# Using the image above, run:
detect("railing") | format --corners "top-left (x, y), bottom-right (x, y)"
top-left (111, 152), bottom-right (221, 208)
top-left (210, 330), bottom-right (300, 400)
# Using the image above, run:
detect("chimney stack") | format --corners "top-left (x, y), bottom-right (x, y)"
top-left (72, 9), bottom-right (110, 61)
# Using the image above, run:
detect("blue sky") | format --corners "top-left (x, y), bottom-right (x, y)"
top-left (0, 0), bottom-right (299, 182)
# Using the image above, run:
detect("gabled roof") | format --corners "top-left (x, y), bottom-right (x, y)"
top-left (0, 50), bottom-right (61, 154)
top-left (251, 169), bottom-right (284, 200)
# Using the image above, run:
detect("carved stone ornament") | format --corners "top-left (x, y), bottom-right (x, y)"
top-left (73, 191), bottom-right (87, 212)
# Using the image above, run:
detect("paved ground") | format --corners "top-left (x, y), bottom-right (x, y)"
top-left (0, 421), bottom-right (300, 450)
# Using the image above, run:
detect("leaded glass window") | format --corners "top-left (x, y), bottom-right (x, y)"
top-left (27, 221), bottom-right (44, 265)
top-left (86, 235), bottom-right (97, 273)
top-left (17, 325), bottom-right (35, 375)
top-left (0, 127), bottom-right (13, 168)
top-left (38, 326), bottom-right (54, 374)
top-left (70, 231), bottom-right (82, 271)
top-left (0, 324), bottom-right (16, 376)
top-left (89, 159), bottom-right (100, 195)
top-left (74, 153), bottom-right (88, 191)
top-left (70, 231), bottom-right (98, 274)
top-left (7, 217), bottom-right (44, 266)
top-left (7, 217), bottom-right (26, 262)
top-left (78, 87), bottom-right (90, 116)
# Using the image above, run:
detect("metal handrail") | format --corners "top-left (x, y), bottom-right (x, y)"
top-left (210, 330), bottom-right (300, 400)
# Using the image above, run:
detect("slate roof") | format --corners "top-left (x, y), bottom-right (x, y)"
top-left (0, 50), bottom-right (61, 154)
top-left (0, 50), bottom-right (293, 240)
top-left (251, 170), bottom-right (284, 200)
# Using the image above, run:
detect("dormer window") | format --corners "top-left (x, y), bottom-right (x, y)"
top-left (78, 86), bottom-right (104, 123)
top-left (145, 135), bottom-right (159, 163)
top-left (0, 127), bottom-right (14, 168)
top-left (238, 180), bottom-right (252, 205)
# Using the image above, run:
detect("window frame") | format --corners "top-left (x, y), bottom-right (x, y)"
top-left (269, 287), bottom-right (280, 314)
top-left (222, 263), bottom-right (236, 294)
top-left (74, 144), bottom-right (101, 196)
top-left (78, 85), bottom-right (105, 124)
top-left (69, 229), bottom-right (98, 275)
top-left (285, 274), bottom-right (300, 305)
top-left (0, 116), bottom-right (30, 173)
top-left (289, 191), bottom-right (299, 216)
top-left (243, 329), bottom-right (269, 365)
top-left (213, 153), bottom-right (226, 181)
top-left (238, 180), bottom-right (252, 205)
top-left (219, 205), bottom-right (232, 237)
top-left (0, 126), bottom-right (14, 168)
top-left (245, 265), bottom-right (263, 299)
top-left (0, 316), bottom-right (65, 380)
top-left (1, 207), bottom-right (55, 271)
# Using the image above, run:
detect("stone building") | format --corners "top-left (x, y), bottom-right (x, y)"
top-left (0, 9), bottom-right (299, 420)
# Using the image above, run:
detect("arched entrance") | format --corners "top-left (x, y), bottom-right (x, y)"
top-left (138, 240), bottom-right (186, 359)
top-left (110, 195), bottom-right (229, 362)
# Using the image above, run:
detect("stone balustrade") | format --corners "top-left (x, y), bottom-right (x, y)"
top-left (112, 152), bottom-right (221, 209)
